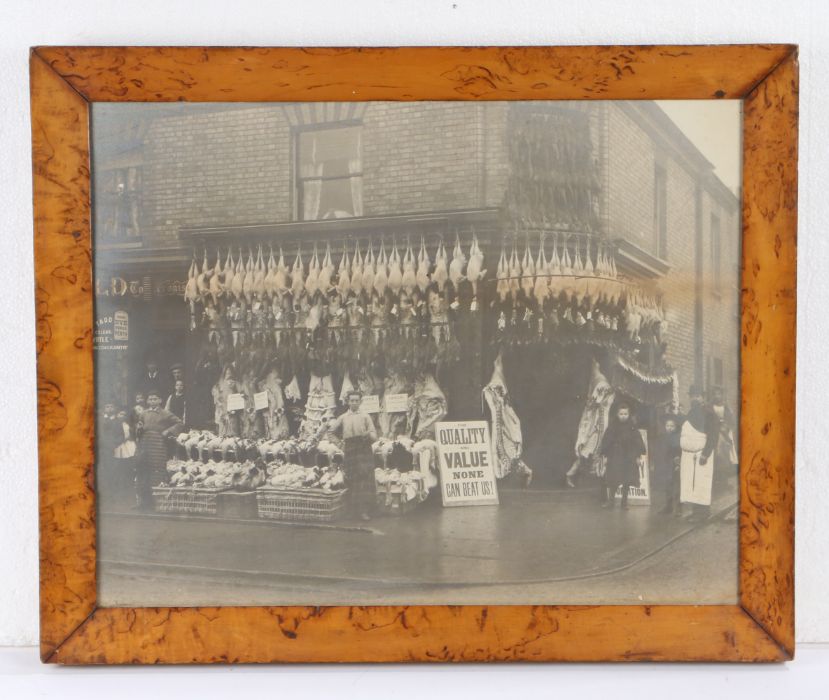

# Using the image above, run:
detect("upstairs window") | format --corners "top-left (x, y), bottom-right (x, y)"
top-left (98, 166), bottom-right (142, 240)
top-left (296, 125), bottom-right (363, 221)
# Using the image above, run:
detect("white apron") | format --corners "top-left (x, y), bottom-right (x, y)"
top-left (680, 421), bottom-right (713, 505)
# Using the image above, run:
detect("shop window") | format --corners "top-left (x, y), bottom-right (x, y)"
top-left (296, 124), bottom-right (363, 221)
top-left (710, 213), bottom-right (722, 294)
top-left (654, 163), bottom-right (668, 259)
top-left (98, 166), bottom-right (142, 239)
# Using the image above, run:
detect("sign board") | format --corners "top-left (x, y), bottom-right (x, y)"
top-left (227, 393), bottom-right (246, 412)
top-left (435, 421), bottom-right (499, 507)
top-left (360, 394), bottom-right (380, 414)
top-left (614, 429), bottom-right (652, 506)
top-left (384, 393), bottom-right (409, 413)
top-left (253, 391), bottom-right (269, 411)
top-left (93, 310), bottom-right (129, 351)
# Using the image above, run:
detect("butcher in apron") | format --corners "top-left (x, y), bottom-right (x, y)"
top-left (679, 385), bottom-right (719, 521)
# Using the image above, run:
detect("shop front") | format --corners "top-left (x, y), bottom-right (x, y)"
top-left (103, 209), bottom-right (674, 521)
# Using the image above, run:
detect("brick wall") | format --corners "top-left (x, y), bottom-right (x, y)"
top-left (142, 106), bottom-right (293, 245)
top-left (361, 102), bottom-right (487, 215)
top-left (96, 101), bottom-right (740, 407)
top-left (131, 102), bottom-right (501, 248)
top-left (604, 103), bottom-right (741, 406)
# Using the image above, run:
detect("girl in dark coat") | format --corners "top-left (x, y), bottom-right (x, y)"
top-left (599, 402), bottom-right (646, 510)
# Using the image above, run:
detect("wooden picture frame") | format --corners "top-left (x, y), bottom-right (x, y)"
top-left (31, 45), bottom-right (797, 664)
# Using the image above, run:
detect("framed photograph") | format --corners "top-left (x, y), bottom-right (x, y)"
top-left (32, 45), bottom-right (797, 663)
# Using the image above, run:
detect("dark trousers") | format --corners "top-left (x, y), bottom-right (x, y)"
top-left (135, 465), bottom-right (165, 511)
top-left (344, 436), bottom-right (376, 516)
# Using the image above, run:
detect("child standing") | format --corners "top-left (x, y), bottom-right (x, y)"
top-left (656, 415), bottom-right (683, 516)
top-left (599, 402), bottom-right (646, 510)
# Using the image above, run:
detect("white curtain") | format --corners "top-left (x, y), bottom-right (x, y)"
top-left (301, 134), bottom-right (324, 220)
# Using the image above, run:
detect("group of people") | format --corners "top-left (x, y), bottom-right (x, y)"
top-left (566, 359), bottom-right (737, 516)
top-left (97, 360), bottom-right (190, 510)
top-left (595, 383), bottom-right (736, 517)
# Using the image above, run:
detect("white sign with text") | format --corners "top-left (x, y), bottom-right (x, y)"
top-left (226, 393), bottom-right (246, 412)
top-left (383, 393), bottom-right (409, 413)
top-left (435, 420), bottom-right (499, 507)
top-left (360, 394), bottom-right (380, 414)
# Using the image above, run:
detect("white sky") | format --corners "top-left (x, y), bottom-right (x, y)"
top-left (656, 100), bottom-right (742, 194)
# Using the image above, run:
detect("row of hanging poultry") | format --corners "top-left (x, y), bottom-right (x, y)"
top-left (184, 234), bottom-right (486, 308)
top-left (183, 232), bottom-right (665, 345)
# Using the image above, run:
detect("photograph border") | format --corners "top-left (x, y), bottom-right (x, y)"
top-left (31, 45), bottom-right (797, 664)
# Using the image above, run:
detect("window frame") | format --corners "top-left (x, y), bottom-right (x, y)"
top-left (293, 119), bottom-right (364, 222)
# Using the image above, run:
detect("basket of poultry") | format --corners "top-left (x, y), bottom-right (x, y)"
top-left (256, 462), bottom-right (348, 523)
top-left (374, 468), bottom-right (427, 516)
top-left (371, 437), bottom-right (437, 515)
top-left (154, 457), bottom-right (267, 516)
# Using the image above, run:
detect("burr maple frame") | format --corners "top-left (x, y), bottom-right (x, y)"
top-left (31, 45), bottom-right (797, 664)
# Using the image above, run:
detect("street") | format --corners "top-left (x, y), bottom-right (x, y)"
top-left (98, 477), bottom-right (738, 607)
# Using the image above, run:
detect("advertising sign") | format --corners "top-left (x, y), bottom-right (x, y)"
top-left (435, 421), bottom-right (499, 507)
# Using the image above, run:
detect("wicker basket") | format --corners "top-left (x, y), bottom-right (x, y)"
top-left (256, 487), bottom-right (348, 522)
top-left (152, 485), bottom-right (229, 516)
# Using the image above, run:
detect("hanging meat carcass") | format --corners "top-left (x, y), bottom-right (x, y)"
top-left (508, 240), bottom-right (521, 301)
top-left (416, 236), bottom-right (430, 294)
top-left (362, 242), bottom-right (375, 296)
top-left (560, 237), bottom-right (574, 301)
top-left (336, 245), bottom-right (351, 301)
top-left (573, 239), bottom-right (586, 304)
top-left (184, 254), bottom-right (199, 304)
top-left (275, 247), bottom-right (289, 298)
top-left (432, 239), bottom-right (449, 293)
top-left (263, 245), bottom-right (278, 299)
top-left (350, 241), bottom-right (363, 296)
top-left (373, 240), bottom-right (389, 297)
top-left (388, 237), bottom-right (404, 296)
top-left (482, 352), bottom-right (532, 484)
top-left (318, 241), bottom-right (334, 294)
top-left (448, 233), bottom-right (466, 291)
top-left (533, 236), bottom-right (549, 306)
top-left (242, 247), bottom-right (256, 304)
top-left (252, 245), bottom-right (267, 300)
top-left (520, 236), bottom-right (535, 299)
top-left (466, 232), bottom-right (486, 309)
top-left (208, 249), bottom-right (224, 305)
top-left (231, 247), bottom-right (245, 301)
top-left (291, 247), bottom-right (305, 299)
top-left (548, 234), bottom-right (562, 298)
top-left (401, 236), bottom-right (417, 295)
top-left (305, 243), bottom-right (321, 298)
top-left (196, 249), bottom-right (211, 300)
top-left (221, 247), bottom-right (235, 298)
top-left (495, 242), bottom-right (510, 303)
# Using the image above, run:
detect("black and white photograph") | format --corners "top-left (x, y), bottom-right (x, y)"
top-left (91, 99), bottom-right (741, 607)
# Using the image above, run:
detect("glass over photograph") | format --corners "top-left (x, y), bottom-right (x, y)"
top-left (91, 100), bottom-right (741, 606)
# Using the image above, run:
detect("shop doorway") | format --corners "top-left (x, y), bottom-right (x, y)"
top-left (502, 344), bottom-right (595, 487)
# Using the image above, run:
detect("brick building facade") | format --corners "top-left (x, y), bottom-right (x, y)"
top-left (93, 101), bottom-right (740, 465)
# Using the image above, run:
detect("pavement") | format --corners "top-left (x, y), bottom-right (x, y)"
top-left (97, 473), bottom-right (738, 607)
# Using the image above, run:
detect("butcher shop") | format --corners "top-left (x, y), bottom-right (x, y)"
top-left (91, 99), bottom-right (738, 524)
top-left (95, 209), bottom-right (676, 522)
